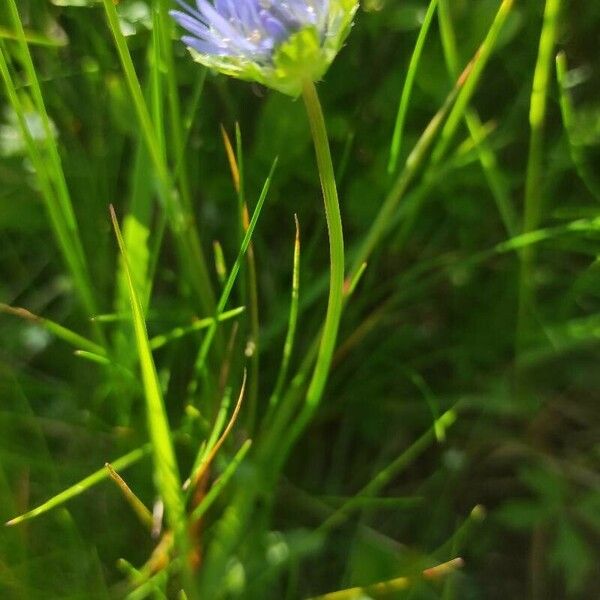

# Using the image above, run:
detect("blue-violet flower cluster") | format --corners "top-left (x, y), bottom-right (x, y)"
top-left (170, 0), bottom-right (358, 95)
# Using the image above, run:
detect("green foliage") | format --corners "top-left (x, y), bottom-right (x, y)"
top-left (1, 0), bottom-right (599, 598)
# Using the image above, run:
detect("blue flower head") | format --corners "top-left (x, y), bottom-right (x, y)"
top-left (170, 0), bottom-right (358, 95)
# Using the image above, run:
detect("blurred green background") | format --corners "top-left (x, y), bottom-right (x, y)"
top-left (1, 0), bottom-right (599, 598)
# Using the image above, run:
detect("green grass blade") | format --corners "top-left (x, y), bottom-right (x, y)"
top-left (352, 0), bottom-right (515, 278)
top-left (5, 0), bottom-right (80, 237)
top-left (516, 0), bottom-right (563, 363)
top-left (191, 158), bottom-right (278, 383)
top-left (0, 25), bottom-right (66, 47)
top-left (6, 444), bottom-right (151, 526)
top-left (149, 307), bottom-right (246, 351)
top-left (109, 207), bottom-right (185, 535)
top-left (101, 0), bottom-right (216, 320)
top-left (350, 71), bottom-right (461, 277)
top-left (430, 0), bottom-right (515, 166)
top-left (268, 216), bottom-right (301, 412)
top-left (437, 0), bottom-right (518, 236)
top-left (388, 0), bottom-right (438, 175)
top-left (233, 124), bottom-right (260, 431)
top-left (0, 43), bottom-right (96, 318)
top-left (0, 304), bottom-right (105, 356)
top-left (319, 407), bottom-right (458, 532)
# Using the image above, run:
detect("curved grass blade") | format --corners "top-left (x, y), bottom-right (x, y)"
top-left (388, 0), bottom-right (439, 174)
top-left (101, 0), bottom-right (216, 321)
top-left (187, 371), bottom-right (247, 491)
top-left (0, 43), bottom-right (97, 320)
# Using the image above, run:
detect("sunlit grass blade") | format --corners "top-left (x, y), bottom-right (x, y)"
top-left (388, 0), bottom-right (438, 174)
top-left (350, 64), bottom-right (465, 277)
top-left (213, 240), bottom-right (228, 285)
top-left (0, 304), bottom-right (105, 356)
top-left (109, 206), bottom-right (186, 540)
top-left (435, 505), bottom-right (486, 561)
top-left (6, 444), bottom-right (151, 526)
top-left (73, 350), bottom-right (111, 366)
top-left (555, 51), bottom-right (600, 201)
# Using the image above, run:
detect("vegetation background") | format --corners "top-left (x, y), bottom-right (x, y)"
top-left (1, 0), bottom-right (599, 598)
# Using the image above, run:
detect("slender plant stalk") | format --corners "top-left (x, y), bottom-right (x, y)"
top-left (267, 80), bottom-right (345, 472)
top-left (388, 0), bottom-right (439, 175)
top-left (516, 0), bottom-right (562, 370)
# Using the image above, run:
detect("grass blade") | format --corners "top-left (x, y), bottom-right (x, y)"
top-left (268, 215), bottom-right (301, 412)
top-left (190, 439), bottom-right (252, 522)
top-left (516, 0), bottom-right (563, 363)
top-left (0, 304), bottom-right (105, 356)
top-left (308, 558), bottom-right (464, 600)
top-left (388, 0), bottom-right (439, 174)
top-left (109, 206), bottom-right (185, 536)
top-left (0, 41), bottom-right (96, 318)
top-left (6, 444), bottom-right (151, 526)
top-left (149, 307), bottom-right (245, 350)
top-left (105, 463), bottom-right (154, 532)
top-left (430, 0), bottom-right (515, 165)
top-left (101, 0), bottom-right (216, 320)
top-left (555, 51), bottom-right (600, 201)
top-left (191, 157), bottom-right (278, 385)
top-left (437, 0), bottom-right (518, 236)
top-left (319, 406), bottom-right (458, 532)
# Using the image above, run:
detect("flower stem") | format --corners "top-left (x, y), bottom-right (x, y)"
top-left (275, 80), bottom-right (345, 463)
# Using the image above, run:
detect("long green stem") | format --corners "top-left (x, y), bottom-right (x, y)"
top-left (267, 80), bottom-right (345, 472)
top-left (516, 0), bottom-right (562, 374)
